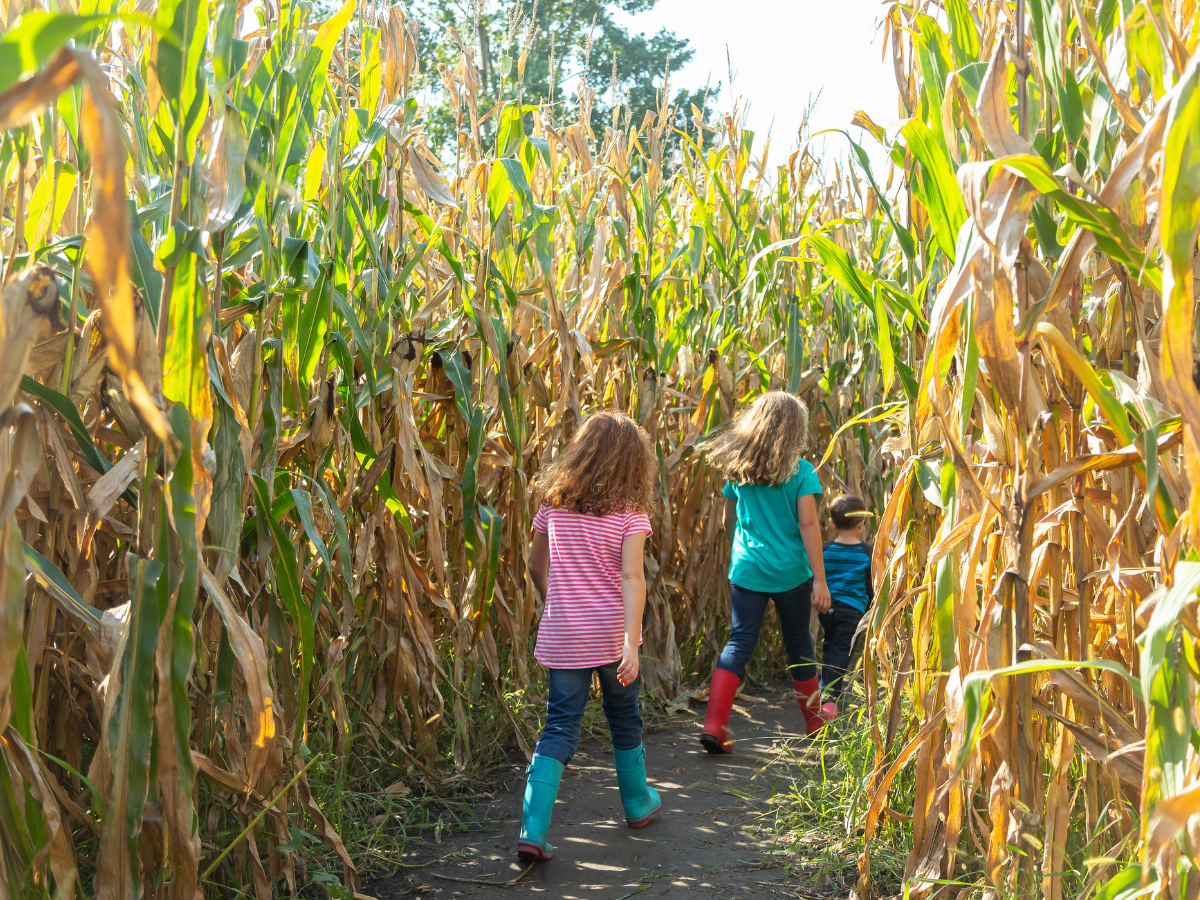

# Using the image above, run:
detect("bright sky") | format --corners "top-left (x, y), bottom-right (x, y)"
top-left (613, 0), bottom-right (899, 174)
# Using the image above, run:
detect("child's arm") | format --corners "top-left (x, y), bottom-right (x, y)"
top-left (528, 531), bottom-right (550, 602)
top-left (723, 498), bottom-right (737, 540)
top-left (617, 531), bottom-right (648, 686)
top-left (797, 494), bottom-right (832, 613)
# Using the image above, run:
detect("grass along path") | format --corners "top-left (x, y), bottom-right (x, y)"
top-left (363, 686), bottom-right (891, 900)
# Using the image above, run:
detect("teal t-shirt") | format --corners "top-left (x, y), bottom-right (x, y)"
top-left (723, 460), bottom-right (823, 593)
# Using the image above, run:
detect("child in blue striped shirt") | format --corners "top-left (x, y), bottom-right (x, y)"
top-left (818, 494), bottom-right (873, 721)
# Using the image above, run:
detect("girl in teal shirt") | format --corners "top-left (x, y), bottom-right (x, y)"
top-left (699, 391), bottom-right (831, 751)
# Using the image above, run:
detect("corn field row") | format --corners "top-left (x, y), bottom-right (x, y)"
top-left (1, 0), bottom-right (1199, 898)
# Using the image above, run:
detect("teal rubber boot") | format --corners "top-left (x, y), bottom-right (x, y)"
top-left (517, 755), bottom-right (564, 861)
top-left (613, 744), bottom-right (661, 828)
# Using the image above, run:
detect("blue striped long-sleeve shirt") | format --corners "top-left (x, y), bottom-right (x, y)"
top-left (822, 541), bottom-right (873, 612)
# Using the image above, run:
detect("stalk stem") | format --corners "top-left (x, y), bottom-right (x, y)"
top-left (158, 156), bottom-right (187, 355)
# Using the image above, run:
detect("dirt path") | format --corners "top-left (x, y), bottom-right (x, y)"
top-left (367, 687), bottom-right (830, 900)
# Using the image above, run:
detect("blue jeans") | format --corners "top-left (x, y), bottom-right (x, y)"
top-left (716, 579), bottom-right (817, 682)
top-left (534, 662), bottom-right (644, 766)
top-left (819, 601), bottom-right (866, 707)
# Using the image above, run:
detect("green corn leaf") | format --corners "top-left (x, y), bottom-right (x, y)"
top-left (10, 642), bottom-right (33, 745)
top-left (1037, 321), bottom-right (1133, 438)
top-left (23, 543), bottom-right (102, 634)
top-left (440, 347), bottom-right (475, 427)
top-left (786, 302), bottom-right (804, 393)
top-left (808, 234), bottom-right (874, 306)
top-left (156, 0), bottom-right (210, 153)
top-left (252, 474), bottom-right (314, 745)
top-left (257, 337), bottom-right (283, 476)
top-left (1095, 865), bottom-right (1146, 900)
top-left (459, 407), bottom-right (487, 558)
top-left (487, 160), bottom-right (514, 224)
top-left (1125, 4), bottom-right (1167, 100)
top-left (3, 524), bottom-right (30, 736)
top-left (877, 278), bottom-right (930, 331)
top-left (901, 118), bottom-right (967, 262)
top-left (960, 292), bottom-right (980, 433)
top-left (495, 102), bottom-right (523, 157)
top-left (20, 375), bottom-right (113, 478)
top-left (914, 14), bottom-right (953, 98)
top-left (211, 0), bottom-right (240, 92)
top-left (129, 203), bottom-right (164, 312)
top-left (315, 479), bottom-right (353, 591)
top-left (499, 157), bottom-right (534, 219)
top-left (873, 283), bottom-right (895, 390)
top-left (161, 236), bottom-right (212, 429)
top-left (1061, 65), bottom-right (1086, 146)
top-left (933, 555), bottom-right (955, 671)
top-left (945, 0), bottom-right (981, 67)
top-left (287, 488), bottom-right (333, 571)
top-left (1027, 0), bottom-right (1083, 145)
top-left (1146, 626), bottom-right (1190, 802)
top-left (296, 265), bottom-right (332, 387)
top-left (916, 459), bottom-right (944, 508)
top-left (470, 503), bottom-right (503, 645)
top-left (1140, 562), bottom-right (1200, 711)
top-left (331, 290), bottom-right (377, 394)
top-left (648, 236), bottom-right (690, 294)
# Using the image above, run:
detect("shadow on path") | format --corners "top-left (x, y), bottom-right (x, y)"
top-left (368, 687), bottom-right (823, 899)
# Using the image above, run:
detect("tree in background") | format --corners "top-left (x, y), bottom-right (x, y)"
top-left (412, 0), bottom-right (716, 154)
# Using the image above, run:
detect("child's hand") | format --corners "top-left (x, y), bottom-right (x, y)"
top-left (617, 641), bottom-right (640, 686)
top-left (813, 580), bottom-right (833, 614)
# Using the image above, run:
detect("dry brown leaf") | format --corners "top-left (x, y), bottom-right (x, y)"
top-left (75, 51), bottom-right (171, 443)
top-left (409, 146), bottom-right (459, 209)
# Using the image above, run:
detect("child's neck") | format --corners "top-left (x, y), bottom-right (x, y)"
top-left (834, 529), bottom-right (863, 544)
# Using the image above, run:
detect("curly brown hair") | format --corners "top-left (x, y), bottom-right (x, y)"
top-left (534, 411), bottom-right (656, 516)
top-left (706, 391), bottom-right (809, 487)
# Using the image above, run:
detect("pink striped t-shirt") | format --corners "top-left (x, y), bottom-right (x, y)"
top-left (531, 505), bottom-right (653, 668)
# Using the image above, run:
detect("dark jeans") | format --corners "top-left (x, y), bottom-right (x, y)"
top-left (716, 579), bottom-right (816, 682)
top-left (818, 601), bottom-right (866, 707)
top-left (534, 662), bottom-right (644, 766)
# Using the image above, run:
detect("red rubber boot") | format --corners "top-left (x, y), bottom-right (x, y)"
top-left (700, 668), bottom-right (740, 754)
top-left (792, 676), bottom-right (825, 735)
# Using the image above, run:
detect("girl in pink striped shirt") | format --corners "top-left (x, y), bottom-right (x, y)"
top-left (516, 411), bottom-right (662, 862)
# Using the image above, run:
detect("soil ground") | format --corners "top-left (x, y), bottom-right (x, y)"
top-left (366, 686), bottom-right (851, 900)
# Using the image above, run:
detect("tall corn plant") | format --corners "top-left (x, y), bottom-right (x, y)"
top-left (840, 2), bottom-right (1200, 899)
top-left (0, 1), bottom-right (895, 897)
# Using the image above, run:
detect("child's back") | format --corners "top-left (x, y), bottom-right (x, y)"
top-left (723, 467), bottom-right (822, 593)
top-left (533, 506), bottom-right (650, 667)
top-left (822, 539), bottom-right (872, 612)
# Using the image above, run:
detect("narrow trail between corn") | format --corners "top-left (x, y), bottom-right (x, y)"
top-left (367, 688), bottom-right (841, 900)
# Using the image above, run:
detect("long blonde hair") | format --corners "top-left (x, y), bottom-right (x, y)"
top-left (534, 411), bottom-right (656, 515)
top-left (706, 391), bottom-right (809, 486)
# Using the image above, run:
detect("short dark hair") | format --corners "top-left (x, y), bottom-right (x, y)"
top-left (829, 494), bottom-right (868, 531)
